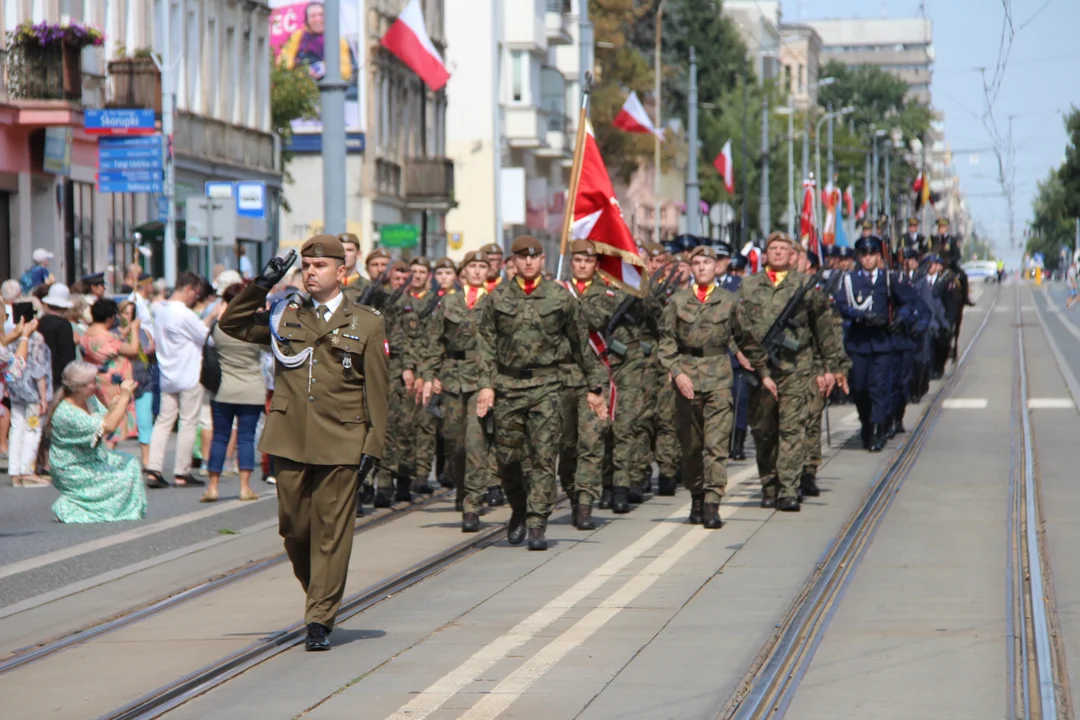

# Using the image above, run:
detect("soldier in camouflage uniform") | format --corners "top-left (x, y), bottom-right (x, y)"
top-left (420, 251), bottom-right (495, 532)
top-left (476, 235), bottom-right (607, 551)
top-left (737, 233), bottom-right (850, 512)
top-left (564, 240), bottom-right (647, 528)
top-left (659, 246), bottom-right (775, 528)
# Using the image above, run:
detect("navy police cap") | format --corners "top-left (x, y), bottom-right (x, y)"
top-left (854, 236), bottom-right (883, 254)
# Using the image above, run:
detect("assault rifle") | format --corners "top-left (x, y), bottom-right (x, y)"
top-left (603, 292), bottom-right (638, 359)
top-left (357, 267), bottom-right (391, 307)
top-left (759, 267), bottom-right (826, 371)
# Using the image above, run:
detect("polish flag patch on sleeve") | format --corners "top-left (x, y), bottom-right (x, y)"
top-left (384, 339), bottom-right (391, 357)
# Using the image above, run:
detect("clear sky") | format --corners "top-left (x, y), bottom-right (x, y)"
top-left (783, 0), bottom-right (1080, 269)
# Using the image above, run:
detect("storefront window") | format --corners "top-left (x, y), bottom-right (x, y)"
top-left (64, 181), bottom-right (94, 285)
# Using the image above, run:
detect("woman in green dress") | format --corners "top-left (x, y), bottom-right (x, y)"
top-left (39, 360), bottom-right (147, 523)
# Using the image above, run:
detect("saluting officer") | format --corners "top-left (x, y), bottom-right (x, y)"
top-left (219, 234), bottom-right (389, 652)
top-left (475, 235), bottom-right (607, 551)
top-left (660, 245), bottom-right (774, 528)
top-left (903, 217), bottom-right (928, 255)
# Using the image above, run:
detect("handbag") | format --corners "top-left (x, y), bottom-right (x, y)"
top-left (200, 321), bottom-right (222, 394)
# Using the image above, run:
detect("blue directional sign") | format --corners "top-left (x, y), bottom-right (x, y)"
top-left (97, 136), bottom-right (163, 193)
top-left (235, 181), bottom-right (267, 219)
top-left (85, 108), bottom-right (157, 136)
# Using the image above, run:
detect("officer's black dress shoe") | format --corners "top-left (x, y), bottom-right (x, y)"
top-left (373, 490), bottom-right (392, 508)
top-left (777, 496), bottom-right (801, 512)
top-left (688, 493), bottom-right (704, 524)
top-left (487, 486), bottom-right (506, 507)
top-left (507, 510), bottom-right (527, 545)
top-left (611, 487), bottom-right (631, 514)
top-left (527, 527), bottom-right (548, 551)
top-left (702, 503), bottom-right (723, 529)
top-left (656, 475), bottom-right (677, 496)
top-left (359, 483), bottom-right (375, 505)
top-left (305, 622), bottom-right (331, 651)
top-left (598, 487), bottom-right (612, 510)
top-left (760, 495), bottom-right (778, 509)
top-left (574, 503), bottom-right (595, 530)
top-left (461, 512), bottom-right (480, 533)
top-left (729, 428), bottom-right (748, 460)
top-left (799, 472), bottom-right (821, 497)
top-left (869, 424), bottom-right (886, 453)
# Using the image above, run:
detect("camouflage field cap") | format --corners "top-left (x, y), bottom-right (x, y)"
top-left (300, 234), bottom-right (346, 260)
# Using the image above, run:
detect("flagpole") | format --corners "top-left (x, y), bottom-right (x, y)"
top-left (557, 74), bottom-right (592, 281)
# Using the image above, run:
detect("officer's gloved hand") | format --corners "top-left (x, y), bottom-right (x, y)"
top-left (889, 317), bottom-right (907, 334)
top-left (255, 249), bottom-right (297, 290)
top-left (357, 454), bottom-right (376, 484)
top-left (862, 312), bottom-right (887, 327)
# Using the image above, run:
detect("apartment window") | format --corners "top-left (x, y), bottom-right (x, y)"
top-left (511, 50), bottom-right (524, 103)
top-left (784, 64), bottom-right (792, 93)
top-left (797, 64), bottom-right (804, 94)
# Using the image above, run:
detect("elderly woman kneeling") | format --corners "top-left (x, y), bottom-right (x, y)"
top-left (40, 361), bottom-right (147, 523)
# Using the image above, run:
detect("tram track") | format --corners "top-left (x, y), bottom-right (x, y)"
top-left (0, 486), bottom-right (456, 677)
top-left (719, 285), bottom-right (1001, 720)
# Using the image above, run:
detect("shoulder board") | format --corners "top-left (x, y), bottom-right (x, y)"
top-left (356, 305), bottom-right (381, 316)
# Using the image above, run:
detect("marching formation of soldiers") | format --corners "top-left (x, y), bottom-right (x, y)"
top-left (327, 217), bottom-right (970, 551)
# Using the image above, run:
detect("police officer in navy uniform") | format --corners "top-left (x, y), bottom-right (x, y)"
top-left (715, 242), bottom-right (750, 461)
top-left (834, 235), bottom-right (910, 452)
top-left (887, 246), bottom-right (930, 437)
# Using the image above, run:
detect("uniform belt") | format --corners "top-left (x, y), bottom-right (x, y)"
top-left (677, 345), bottom-right (727, 358)
top-left (497, 363), bottom-right (563, 379)
top-left (447, 350), bottom-right (477, 360)
top-left (388, 350), bottom-right (402, 359)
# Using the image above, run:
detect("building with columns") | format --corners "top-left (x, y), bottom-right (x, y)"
top-left (0, 0), bottom-right (279, 285)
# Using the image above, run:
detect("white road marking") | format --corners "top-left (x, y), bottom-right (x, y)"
top-left (0, 490), bottom-right (275, 582)
top-left (942, 398), bottom-right (989, 409)
top-left (385, 465), bottom-right (758, 720)
top-left (1027, 398), bottom-right (1075, 409)
top-left (995, 306), bottom-right (1013, 313)
top-left (458, 526), bottom-right (714, 720)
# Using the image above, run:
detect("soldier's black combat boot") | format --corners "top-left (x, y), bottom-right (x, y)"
top-left (461, 512), bottom-right (480, 533)
top-left (527, 526), bottom-right (548, 551)
top-left (414, 473), bottom-right (434, 494)
top-left (356, 495), bottom-right (365, 518)
top-left (359, 483), bottom-right (375, 505)
top-left (729, 428), bottom-right (747, 461)
top-left (777, 496), bottom-right (801, 512)
top-left (656, 475), bottom-right (677, 496)
top-left (688, 493), bottom-right (704, 524)
top-left (760, 494), bottom-right (778, 509)
top-left (627, 484), bottom-right (645, 504)
top-left (702, 503), bottom-right (723, 529)
top-left (598, 487), bottom-right (613, 510)
top-left (438, 472), bottom-right (454, 489)
top-left (487, 486), bottom-right (506, 507)
top-left (574, 501), bottom-right (595, 531)
top-left (394, 473), bottom-right (413, 503)
top-left (373, 488), bottom-right (392, 508)
top-left (507, 508), bottom-right (527, 545)
top-left (800, 470), bottom-right (821, 497)
top-left (611, 487), bottom-right (631, 514)
top-left (869, 423), bottom-right (886, 453)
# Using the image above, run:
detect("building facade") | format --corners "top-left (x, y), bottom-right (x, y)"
top-left (778, 23), bottom-right (821, 111)
top-left (443, 0), bottom-right (580, 261)
top-left (803, 17), bottom-right (934, 104)
top-left (723, 0), bottom-right (781, 82)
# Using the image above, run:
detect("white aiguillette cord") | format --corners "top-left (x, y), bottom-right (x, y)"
top-left (269, 298), bottom-right (315, 392)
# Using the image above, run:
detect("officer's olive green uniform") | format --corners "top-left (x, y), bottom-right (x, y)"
top-left (420, 288), bottom-right (495, 514)
top-left (659, 285), bottom-right (767, 503)
top-left (736, 270), bottom-right (849, 501)
top-left (477, 278), bottom-right (605, 529)
top-left (220, 282), bottom-right (389, 628)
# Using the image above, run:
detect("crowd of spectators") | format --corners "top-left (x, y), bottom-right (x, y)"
top-left (8, 251), bottom-right (275, 523)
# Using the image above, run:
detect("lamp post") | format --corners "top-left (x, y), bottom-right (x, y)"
top-left (871, 128), bottom-right (887, 218)
top-left (774, 101), bottom-right (795, 237)
top-left (653, 0), bottom-right (667, 245)
top-left (814, 105), bottom-right (854, 234)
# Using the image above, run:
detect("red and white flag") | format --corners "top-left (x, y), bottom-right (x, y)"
top-left (571, 120), bottom-right (646, 290)
top-left (712, 139), bottom-right (734, 194)
top-left (821, 180), bottom-right (840, 246)
top-left (855, 196), bottom-right (869, 220)
top-left (380, 0), bottom-right (450, 91)
top-left (843, 185), bottom-right (854, 217)
top-left (799, 178), bottom-right (818, 256)
top-left (612, 91), bottom-right (664, 140)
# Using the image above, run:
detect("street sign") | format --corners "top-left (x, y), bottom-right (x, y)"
top-left (185, 197), bottom-right (237, 246)
top-left (42, 127), bottom-right (72, 175)
top-left (236, 181), bottom-right (267, 218)
top-left (97, 136), bottom-right (163, 193)
top-left (205, 181), bottom-right (234, 199)
top-left (158, 196), bottom-right (169, 222)
top-left (379, 224), bottom-right (420, 248)
top-left (84, 108), bottom-right (157, 136)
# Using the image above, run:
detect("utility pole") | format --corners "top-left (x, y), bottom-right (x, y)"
top-left (740, 74), bottom-right (748, 245)
top-left (884, 142), bottom-right (891, 232)
top-left (782, 100), bottom-right (794, 237)
top-left (826, 108), bottom-right (835, 185)
top-left (686, 47), bottom-right (700, 236)
top-left (321, 0), bottom-right (347, 235)
top-left (160, 0), bottom-right (176, 286)
top-left (864, 152), bottom-right (871, 225)
top-left (759, 82), bottom-right (770, 238)
top-left (871, 135), bottom-right (880, 219)
top-left (801, 115), bottom-right (810, 184)
top-left (653, 0), bottom-right (667, 245)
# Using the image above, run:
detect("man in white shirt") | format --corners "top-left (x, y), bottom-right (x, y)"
top-left (145, 271), bottom-right (213, 488)
top-left (127, 272), bottom-right (156, 334)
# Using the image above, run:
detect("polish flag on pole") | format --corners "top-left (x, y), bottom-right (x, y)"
top-left (571, 120), bottom-right (646, 290)
top-left (712, 139), bottom-right (735, 194)
top-left (612, 91), bottom-right (664, 140)
top-left (380, 0), bottom-right (450, 91)
top-left (843, 185), bottom-right (854, 217)
top-left (799, 178), bottom-right (819, 256)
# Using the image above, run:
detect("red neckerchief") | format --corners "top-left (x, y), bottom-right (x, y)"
top-left (766, 270), bottom-right (778, 285)
top-left (485, 276), bottom-right (502, 293)
top-left (694, 283), bottom-right (715, 303)
top-left (465, 284), bottom-right (485, 309)
top-left (574, 279), bottom-right (591, 294)
top-left (517, 276), bottom-right (539, 295)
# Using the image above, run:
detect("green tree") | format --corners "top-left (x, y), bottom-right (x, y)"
top-left (1055, 107), bottom-right (1080, 219)
top-left (1026, 169), bottom-right (1073, 271)
top-left (271, 59), bottom-right (320, 202)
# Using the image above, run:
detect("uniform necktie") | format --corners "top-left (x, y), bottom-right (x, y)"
top-left (318, 305), bottom-right (329, 323)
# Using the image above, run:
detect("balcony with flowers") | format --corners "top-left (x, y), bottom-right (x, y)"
top-left (5, 21), bottom-right (104, 104)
